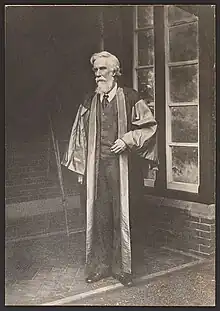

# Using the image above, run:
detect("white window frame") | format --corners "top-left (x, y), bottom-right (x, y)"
top-left (133, 5), bottom-right (156, 188)
top-left (133, 5), bottom-right (200, 193)
top-left (164, 5), bottom-right (200, 193)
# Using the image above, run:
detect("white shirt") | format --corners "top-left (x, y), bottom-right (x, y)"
top-left (100, 83), bottom-right (118, 103)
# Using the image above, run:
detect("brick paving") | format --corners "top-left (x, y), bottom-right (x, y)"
top-left (5, 210), bottom-right (203, 306)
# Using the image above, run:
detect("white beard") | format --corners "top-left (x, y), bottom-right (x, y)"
top-left (95, 79), bottom-right (114, 95)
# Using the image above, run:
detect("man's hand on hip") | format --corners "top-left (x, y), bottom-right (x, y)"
top-left (110, 139), bottom-right (127, 154)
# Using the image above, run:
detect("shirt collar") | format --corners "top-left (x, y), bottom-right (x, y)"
top-left (100, 83), bottom-right (118, 103)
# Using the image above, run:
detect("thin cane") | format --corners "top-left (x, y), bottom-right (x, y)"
top-left (48, 114), bottom-right (70, 237)
top-left (55, 139), bottom-right (70, 237)
top-left (46, 132), bottom-right (51, 179)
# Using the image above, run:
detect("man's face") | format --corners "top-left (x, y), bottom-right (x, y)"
top-left (93, 57), bottom-right (115, 94)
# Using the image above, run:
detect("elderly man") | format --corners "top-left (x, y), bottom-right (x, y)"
top-left (62, 51), bottom-right (158, 286)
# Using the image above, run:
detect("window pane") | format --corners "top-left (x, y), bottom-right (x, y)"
top-left (169, 65), bottom-right (198, 103)
top-left (169, 22), bottom-right (198, 62)
top-left (168, 5), bottom-right (198, 26)
top-left (137, 6), bottom-right (153, 28)
top-left (171, 106), bottom-right (198, 143)
top-left (138, 29), bottom-right (154, 66)
top-left (137, 69), bottom-right (154, 102)
top-left (172, 146), bottom-right (198, 184)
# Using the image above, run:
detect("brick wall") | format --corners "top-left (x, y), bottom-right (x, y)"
top-left (5, 140), bottom-right (79, 204)
top-left (182, 216), bottom-right (215, 256)
top-left (132, 195), bottom-right (215, 258)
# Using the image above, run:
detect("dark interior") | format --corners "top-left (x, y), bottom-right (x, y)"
top-left (5, 6), bottom-right (101, 143)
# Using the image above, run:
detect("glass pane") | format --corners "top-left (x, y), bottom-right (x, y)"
top-left (137, 69), bottom-right (154, 103)
top-left (169, 22), bottom-right (198, 62)
top-left (138, 29), bottom-right (154, 66)
top-left (137, 6), bottom-right (153, 28)
top-left (169, 65), bottom-right (198, 103)
top-left (171, 106), bottom-right (198, 143)
top-left (168, 5), bottom-right (198, 26)
top-left (172, 146), bottom-right (198, 184)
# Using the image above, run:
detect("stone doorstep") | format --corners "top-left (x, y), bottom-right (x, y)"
top-left (144, 195), bottom-right (215, 221)
top-left (5, 195), bottom-right (81, 221)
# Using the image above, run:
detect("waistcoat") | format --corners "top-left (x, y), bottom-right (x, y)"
top-left (100, 95), bottom-right (118, 159)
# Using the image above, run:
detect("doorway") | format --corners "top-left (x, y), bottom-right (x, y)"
top-left (5, 5), bottom-right (101, 205)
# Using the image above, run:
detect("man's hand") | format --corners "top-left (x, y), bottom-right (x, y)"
top-left (110, 139), bottom-right (127, 154)
top-left (78, 174), bottom-right (84, 184)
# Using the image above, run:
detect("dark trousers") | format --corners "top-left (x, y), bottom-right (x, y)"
top-left (90, 157), bottom-right (122, 275)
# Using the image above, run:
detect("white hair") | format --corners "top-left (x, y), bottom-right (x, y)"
top-left (90, 51), bottom-right (121, 76)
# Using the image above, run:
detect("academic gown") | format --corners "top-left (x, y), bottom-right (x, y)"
top-left (62, 86), bottom-right (158, 274)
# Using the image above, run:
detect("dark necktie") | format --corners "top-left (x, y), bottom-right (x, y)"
top-left (102, 94), bottom-right (109, 109)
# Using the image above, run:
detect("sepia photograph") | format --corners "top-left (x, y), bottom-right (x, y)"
top-left (5, 4), bottom-right (216, 306)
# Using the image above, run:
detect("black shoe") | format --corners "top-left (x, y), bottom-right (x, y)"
top-left (85, 271), bottom-right (111, 284)
top-left (113, 273), bottom-right (133, 287)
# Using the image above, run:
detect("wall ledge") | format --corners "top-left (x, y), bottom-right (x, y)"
top-left (6, 193), bottom-right (215, 221)
top-left (5, 194), bottom-right (81, 221)
top-left (144, 194), bottom-right (215, 220)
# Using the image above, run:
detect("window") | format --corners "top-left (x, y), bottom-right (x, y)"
top-left (133, 5), bottom-right (157, 187)
top-left (133, 5), bottom-right (200, 193)
top-left (165, 5), bottom-right (199, 193)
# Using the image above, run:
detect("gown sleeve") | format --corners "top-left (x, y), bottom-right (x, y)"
top-left (61, 103), bottom-right (89, 175)
top-left (121, 99), bottom-right (158, 164)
